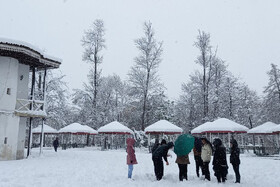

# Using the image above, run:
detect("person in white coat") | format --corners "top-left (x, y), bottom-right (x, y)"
top-left (201, 137), bottom-right (213, 181)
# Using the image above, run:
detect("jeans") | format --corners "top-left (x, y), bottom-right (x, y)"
top-left (128, 164), bottom-right (133, 178)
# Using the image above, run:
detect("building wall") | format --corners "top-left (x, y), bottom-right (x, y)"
top-left (0, 57), bottom-right (29, 160)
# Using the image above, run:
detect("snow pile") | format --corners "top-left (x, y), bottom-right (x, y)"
top-left (191, 118), bottom-right (249, 134)
top-left (32, 124), bottom-right (58, 134)
top-left (98, 121), bottom-right (133, 134)
top-left (247, 122), bottom-right (278, 135)
top-left (59, 123), bottom-right (98, 134)
top-left (144, 120), bottom-right (183, 134)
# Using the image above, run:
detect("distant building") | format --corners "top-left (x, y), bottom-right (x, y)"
top-left (0, 38), bottom-right (61, 160)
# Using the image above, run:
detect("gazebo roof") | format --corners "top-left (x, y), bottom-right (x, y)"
top-left (144, 120), bottom-right (183, 134)
top-left (248, 122), bottom-right (278, 135)
top-left (191, 118), bottom-right (249, 134)
top-left (97, 121), bottom-right (133, 134)
top-left (32, 124), bottom-right (58, 134)
top-left (272, 124), bottom-right (280, 134)
top-left (59, 123), bottom-right (98, 135)
top-left (0, 37), bottom-right (61, 69)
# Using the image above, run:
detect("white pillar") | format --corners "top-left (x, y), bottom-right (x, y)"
top-left (148, 133), bottom-right (151, 147)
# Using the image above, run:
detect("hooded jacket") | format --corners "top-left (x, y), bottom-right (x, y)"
top-left (212, 139), bottom-right (228, 169)
top-left (230, 139), bottom-right (240, 165)
top-left (201, 138), bottom-right (212, 162)
top-left (126, 138), bottom-right (138, 165)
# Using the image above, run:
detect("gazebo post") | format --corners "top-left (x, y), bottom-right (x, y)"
top-left (109, 133), bottom-right (112, 149)
top-left (228, 132), bottom-right (231, 148)
top-left (148, 133), bottom-right (151, 147)
top-left (39, 119), bottom-right (45, 155)
top-left (210, 133), bottom-right (212, 143)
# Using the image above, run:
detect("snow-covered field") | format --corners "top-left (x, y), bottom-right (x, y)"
top-left (0, 147), bottom-right (279, 187)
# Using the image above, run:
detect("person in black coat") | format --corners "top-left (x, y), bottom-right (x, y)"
top-left (212, 138), bottom-right (228, 183)
top-left (53, 137), bottom-right (59, 152)
top-left (230, 139), bottom-right (241, 183)
top-left (151, 139), bottom-right (167, 154)
top-left (152, 142), bottom-right (174, 181)
top-left (193, 137), bottom-right (203, 177)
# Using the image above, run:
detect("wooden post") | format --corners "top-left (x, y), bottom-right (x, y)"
top-left (27, 67), bottom-right (36, 158)
top-left (39, 119), bottom-right (45, 155)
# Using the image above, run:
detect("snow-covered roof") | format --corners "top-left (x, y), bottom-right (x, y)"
top-left (272, 124), bottom-right (280, 134)
top-left (59, 123), bottom-right (98, 135)
top-left (32, 124), bottom-right (58, 134)
top-left (144, 120), bottom-right (183, 134)
top-left (191, 118), bottom-right (249, 134)
top-left (248, 122), bottom-right (278, 135)
top-left (0, 37), bottom-right (61, 69)
top-left (97, 121), bottom-right (133, 134)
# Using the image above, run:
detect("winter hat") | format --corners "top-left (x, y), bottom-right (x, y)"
top-left (230, 139), bottom-right (238, 148)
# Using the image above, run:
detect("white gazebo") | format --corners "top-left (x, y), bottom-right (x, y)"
top-left (97, 121), bottom-right (133, 149)
top-left (248, 122), bottom-right (279, 155)
top-left (191, 118), bottom-right (249, 148)
top-left (59, 123), bottom-right (98, 147)
top-left (144, 120), bottom-right (183, 147)
top-left (32, 124), bottom-right (58, 147)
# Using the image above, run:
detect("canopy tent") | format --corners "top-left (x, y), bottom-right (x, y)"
top-left (145, 120), bottom-right (183, 148)
top-left (247, 122), bottom-right (279, 155)
top-left (191, 118), bottom-right (249, 148)
top-left (59, 123), bottom-right (98, 134)
top-left (97, 121), bottom-right (133, 134)
top-left (272, 124), bottom-right (280, 134)
top-left (32, 124), bottom-right (58, 134)
top-left (247, 122), bottom-right (278, 135)
top-left (32, 124), bottom-right (58, 147)
top-left (97, 121), bottom-right (133, 150)
top-left (59, 123), bottom-right (98, 148)
top-left (144, 120), bottom-right (183, 134)
top-left (191, 118), bottom-right (248, 134)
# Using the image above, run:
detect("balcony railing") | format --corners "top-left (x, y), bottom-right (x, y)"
top-left (15, 99), bottom-right (47, 118)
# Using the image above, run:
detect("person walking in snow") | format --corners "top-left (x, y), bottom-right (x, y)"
top-left (201, 137), bottom-right (213, 181)
top-left (193, 137), bottom-right (203, 177)
top-left (230, 139), bottom-right (241, 183)
top-left (175, 153), bottom-right (190, 181)
top-left (212, 138), bottom-right (228, 183)
top-left (152, 142), bottom-right (174, 181)
top-left (126, 138), bottom-right (138, 179)
top-left (53, 137), bottom-right (59, 152)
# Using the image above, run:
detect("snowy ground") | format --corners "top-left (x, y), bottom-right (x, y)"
top-left (0, 147), bottom-right (279, 187)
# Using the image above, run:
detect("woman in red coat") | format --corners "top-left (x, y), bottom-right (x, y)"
top-left (126, 138), bottom-right (138, 179)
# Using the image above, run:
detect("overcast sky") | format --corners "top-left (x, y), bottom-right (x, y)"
top-left (1, 0), bottom-right (280, 99)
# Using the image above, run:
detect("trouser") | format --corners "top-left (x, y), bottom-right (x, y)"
top-left (128, 164), bottom-right (133, 178)
top-left (153, 157), bottom-right (164, 180)
top-left (214, 166), bottom-right (227, 183)
top-left (232, 164), bottom-right (240, 183)
top-left (178, 164), bottom-right (188, 181)
top-left (194, 155), bottom-right (203, 177)
top-left (202, 162), bottom-right (210, 181)
top-left (54, 146), bottom-right (58, 152)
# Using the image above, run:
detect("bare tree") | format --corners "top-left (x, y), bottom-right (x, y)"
top-left (194, 30), bottom-right (216, 121)
top-left (81, 19), bottom-right (106, 109)
top-left (128, 21), bottom-right (163, 130)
